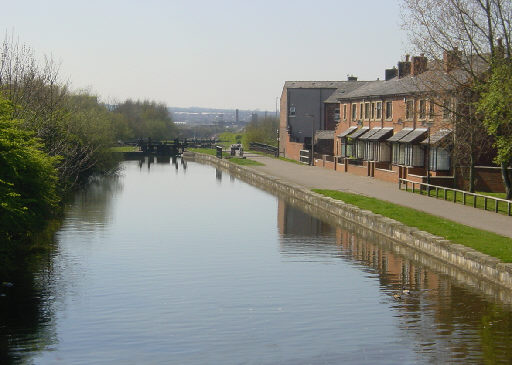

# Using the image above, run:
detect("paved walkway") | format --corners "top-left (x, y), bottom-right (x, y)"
top-left (242, 153), bottom-right (512, 239)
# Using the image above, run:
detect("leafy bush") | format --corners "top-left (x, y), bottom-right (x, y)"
top-left (0, 97), bottom-right (59, 241)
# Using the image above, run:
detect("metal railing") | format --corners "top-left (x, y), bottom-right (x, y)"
top-left (399, 178), bottom-right (511, 216)
top-left (249, 142), bottom-right (278, 156)
top-left (299, 150), bottom-right (310, 164)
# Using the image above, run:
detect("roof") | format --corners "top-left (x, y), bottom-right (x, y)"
top-left (399, 128), bottom-right (428, 143)
top-left (348, 127), bottom-right (369, 140)
top-left (368, 127), bottom-right (394, 141)
top-left (315, 130), bottom-right (335, 140)
top-left (420, 129), bottom-right (452, 145)
top-left (284, 81), bottom-right (349, 89)
top-left (324, 81), bottom-right (374, 103)
top-left (338, 69), bottom-right (473, 101)
top-left (337, 126), bottom-right (357, 138)
top-left (358, 127), bottom-right (381, 140)
top-left (387, 128), bottom-right (414, 142)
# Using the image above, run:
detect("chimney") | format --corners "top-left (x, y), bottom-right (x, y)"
top-left (385, 67), bottom-right (398, 81)
top-left (411, 54), bottom-right (428, 75)
top-left (443, 48), bottom-right (461, 72)
top-left (398, 54), bottom-right (411, 78)
top-left (347, 75), bottom-right (358, 81)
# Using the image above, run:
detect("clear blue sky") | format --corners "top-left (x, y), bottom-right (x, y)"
top-left (2, 0), bottom-right (406, 110)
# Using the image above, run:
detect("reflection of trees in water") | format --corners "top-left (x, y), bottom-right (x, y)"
top-left (0, 224), bottom-right (59, 364)
top-left (277, 197), bottom-right (512, 363)
top-left (64, 175), bottom-right (124, 230)
top-left (0, 174), bottom-right (123, 364)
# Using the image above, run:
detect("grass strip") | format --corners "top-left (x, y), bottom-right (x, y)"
top-left (246, 150), bottom-right (305, 165)
top-left (229, 157), bottom-right (264, 166)
top-left (188, 148), bottom-right (263, 165)
top-left (313, 189), bottom-right (512, 262)
top-left (188, 147), bottom-right (229, 157)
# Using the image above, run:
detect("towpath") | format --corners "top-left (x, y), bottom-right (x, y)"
top-left (243, 153), bottom-right (512, 239)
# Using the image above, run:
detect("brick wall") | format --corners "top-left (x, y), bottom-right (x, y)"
top-left (284, 136), bottom-right (304, 161)
top-left (346, 164), bottom-right (368, 177)
top-left (374, 168), bottom-right (398, 183)
top-left (456, 166), bottom-right (511, 193)
top-left (324, 160), bottom-right (336, 170)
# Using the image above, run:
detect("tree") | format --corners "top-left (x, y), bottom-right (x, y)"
top-left (243, 116), bottom-right (279, 147)
top-left (401, 0), bottom-right (512, 193)
top-left (478, 59), bottom-right (512, 199)
top-left (0, 97), bottom-right (59, 241)
top-left (113, 100), bottom-right (176, 140)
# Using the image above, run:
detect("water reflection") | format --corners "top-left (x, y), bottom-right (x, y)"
top-left (277, 198), bottom-right (512, 363)
top-left (0, 228), bottom-right (58, 365)
top-left (4, 160), bottom-right (512, 364)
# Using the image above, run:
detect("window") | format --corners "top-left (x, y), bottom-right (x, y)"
top-left (359, 103), bottom-right (363, 120)
top-left (419, 99), bottom-right (426, 120)
top-left (343, 104), bottom-right (347, 120)
top-left (443, 99), bottom-right (451, 119)
top-left (334, 108), bottom-right (340, 121)
top-left (430, 147), bottom-right (450, 171)
top-left (371, 102), bottom-right (375, 120)
top-left (405, 144), bottom-right (424, 167)
top-left (385, 101), bottom-right (393, 119)
top-left (352, 103), bottom-right (357, 120)
top-left (364, 102), bottom-right (370, 120)
top-left (429, 100), bottom-right (435, 120)
top-left (406, 100), bottom-right (414, 120)
top-left (376, 101), bottom-right (382, 119)
top-left (289, 106), bottom-right (296, 117)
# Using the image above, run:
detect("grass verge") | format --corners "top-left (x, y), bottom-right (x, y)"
top-left (229, 157), bottom-right (264, 166)
top-left (246, 150), bottom-right (305, 165)
top-left (313, 189), bottom-right (512, 262)
top-left (188, 147), bottom-right (229, 158)
top-left (188, 148), bottom-right (263, 165)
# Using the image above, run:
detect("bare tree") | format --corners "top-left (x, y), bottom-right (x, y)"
top-left (401, 0), bottom-right (511, 193)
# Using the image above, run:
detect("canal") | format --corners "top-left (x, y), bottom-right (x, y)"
top-left (2, 158), bottom-right (512, 364)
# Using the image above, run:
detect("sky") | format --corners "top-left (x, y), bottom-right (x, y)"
top-left (1, 0), bottom-right (407, 111)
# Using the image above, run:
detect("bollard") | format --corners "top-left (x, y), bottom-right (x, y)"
top-left (216, 146), bottom-right (223, 159)
top-left (239, 147), bottom-right (243, 157)
top-left (230, 146), bottom-right (236, 156)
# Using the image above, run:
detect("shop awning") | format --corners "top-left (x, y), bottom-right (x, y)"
top-left (399, 128), bottom-right (428, 143)
top-left (420, 129), bottom-right (452, 145)
top-left (347, 127), bottom-right (369, 140)
top-left (387, 128), bottom-right (413, 142)
top-left (358, 127), bottom-right (381, 140)
top-left (337, 126), bottom-right (357, 138)
top-left (368, 127), bottom-right (394, 141)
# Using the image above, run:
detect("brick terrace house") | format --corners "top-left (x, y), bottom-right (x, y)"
top-left (335, 54), bottom-right (458, 184)
top-left (279, 79), bottom-right (369, 161)
top-left (278, 51), bottom-right (509, 192)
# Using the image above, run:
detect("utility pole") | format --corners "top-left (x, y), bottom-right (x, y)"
top-left (305, 114), bottom-right (315, 166)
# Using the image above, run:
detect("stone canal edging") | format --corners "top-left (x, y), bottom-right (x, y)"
top-left (186, 152), bottom-right (512, 290)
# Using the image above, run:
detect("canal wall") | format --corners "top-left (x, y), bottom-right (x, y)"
top-left (186, 152), bottom-right (512, 292)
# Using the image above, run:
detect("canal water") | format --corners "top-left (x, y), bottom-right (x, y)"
top-left (2, 158), bottom-right (512, 364)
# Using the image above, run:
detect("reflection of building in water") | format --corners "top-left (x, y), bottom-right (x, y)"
top-left (277, 198), bottom-right (512, 362)
top-left (335, 228), bottom-right (440, 291)
top-left (277, 199), bottom-right (334, 236)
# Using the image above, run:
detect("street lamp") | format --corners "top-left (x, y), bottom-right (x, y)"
top-left (305, 114), bottom-right (315, 166)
